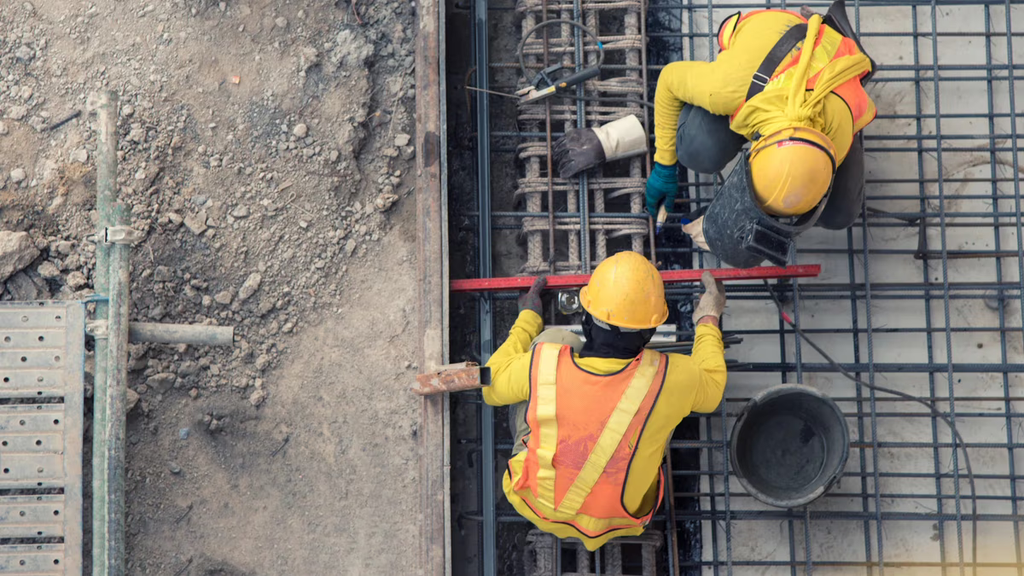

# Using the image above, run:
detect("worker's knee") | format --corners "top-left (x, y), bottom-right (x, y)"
top-left (675, 105), bottom-right (747, 174)
top-left (508, 401), bottom-right (529, 456)
top-left (818, 134), bottom-right (866, 230)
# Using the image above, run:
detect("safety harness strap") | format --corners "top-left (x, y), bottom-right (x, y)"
top-left (534, 343), bottom-right (562, 509)
top-left (556, 350), bottom-right (661, 516)
top-left (746, 23), bottom-right (808, 101)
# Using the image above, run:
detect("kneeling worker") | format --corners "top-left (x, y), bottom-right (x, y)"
top-left (646, 5), bottom-right (877, 246)
top-left (483, 252), bottom-right (727, 550)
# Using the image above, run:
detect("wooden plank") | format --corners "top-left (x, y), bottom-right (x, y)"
top-left (415, 0), bottom-right (450, 571)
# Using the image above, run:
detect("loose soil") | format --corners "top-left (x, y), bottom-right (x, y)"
top-left (0, 0), bottom-right (424, 573)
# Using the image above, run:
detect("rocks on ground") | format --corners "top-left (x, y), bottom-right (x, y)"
top-left (0, 0), bottom-right (417, 491)
top-left (0, 231), bottom-right (40, 283)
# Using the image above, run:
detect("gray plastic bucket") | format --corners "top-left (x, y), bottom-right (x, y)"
top-left (730, 385), bottom-right (849, 508)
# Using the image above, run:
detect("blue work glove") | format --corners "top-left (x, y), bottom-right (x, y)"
top-left (645, 162), bottom-right (678, 217)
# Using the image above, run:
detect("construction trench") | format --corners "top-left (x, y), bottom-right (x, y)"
top-left (414, 1), bottom-right (1024, 575)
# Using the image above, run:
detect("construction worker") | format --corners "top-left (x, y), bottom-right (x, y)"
top-left (646, 3), bottom-right (877, 247)
top-left (483, 251), bottom-right (727, 550)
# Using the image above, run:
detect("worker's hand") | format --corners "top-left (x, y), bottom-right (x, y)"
top-left (800, 5), bottom-right (816, 18)
top-left (693, 271), bottom-right (726, 325)
top-left (554, 116), bottom-right (647, 179)
top-left (553, 128), bottom-right (605, 179)
top-left (645, 162), bottom-right (678, 216)
top-left (682, 216), bottom-right (710, 251)
top-left (518, 276), bottom-right (547, 316)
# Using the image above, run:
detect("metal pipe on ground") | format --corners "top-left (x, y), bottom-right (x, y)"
top-left (91, 90), bottom-right (119, 576)
top-left (128, 323), bottom-right (234, 346)
top-left (90, 92), bottom-right (236, 576)
top-left (102, 213), bottom-right (130, 576)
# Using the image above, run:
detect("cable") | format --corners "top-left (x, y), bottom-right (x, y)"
top-left (762, 280), bottom-right (979, 576)
top-left (517, 19), bottom-right (605, 85)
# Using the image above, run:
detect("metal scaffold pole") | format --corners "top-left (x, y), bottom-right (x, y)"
top-left (91, 90), bottom-right (123, 576)
top-left (87, 90), bottom-right (235, 575)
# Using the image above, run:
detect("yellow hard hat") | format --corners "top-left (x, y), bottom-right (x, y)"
top-left (749, 126), bottom-right (837, 217)
top-left (579, 251), bottom-right (668, 330)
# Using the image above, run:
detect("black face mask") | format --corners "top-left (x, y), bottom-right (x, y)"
top-left (579, 312), bottom-right (656, 360)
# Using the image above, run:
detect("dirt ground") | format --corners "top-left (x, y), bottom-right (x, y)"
top-left (0, 0), bottom-right (423, 574)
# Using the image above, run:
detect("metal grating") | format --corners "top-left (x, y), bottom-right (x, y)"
top-left (525, 530), bottom-right (662, 576)
top-left (450, 0), bottom-right (1024, 575)
top-left (0, 303), bottom-right (85, 575)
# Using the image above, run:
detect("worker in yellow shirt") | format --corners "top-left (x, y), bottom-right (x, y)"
top-left (646, 3), bottom-right (877, 265)
top-left (483, 251), bottom-right (727, 550)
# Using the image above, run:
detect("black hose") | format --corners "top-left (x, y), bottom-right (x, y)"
top-left (763, 280), bottom-right (978, 576)
top-left (516, 19), bottom-right (605, 84)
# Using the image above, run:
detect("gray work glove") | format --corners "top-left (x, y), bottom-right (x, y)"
top-left (692, 271), bottom-right (726, 324)
top-left (518, 276), bottom-right (547, 316)
top-left (553, 115), bottom-right (648, 179)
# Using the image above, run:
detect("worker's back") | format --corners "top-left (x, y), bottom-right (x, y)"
top-left (484, 256), bottom-right (728, 551)
top-left (494, 320), bottom-right (727, 551)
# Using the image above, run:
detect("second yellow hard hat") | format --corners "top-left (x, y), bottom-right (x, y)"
top-left (749, 126), bottom-right (837, 217)
top-left (579, 251), bottom-right (669, 330)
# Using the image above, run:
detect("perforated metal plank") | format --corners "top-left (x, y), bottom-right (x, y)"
top-left (0, 302), bottom-right (85, 576)
top-left (0, 495), bottom-right (69, 538)
top-left (0, 544), bottom-right (70, 574)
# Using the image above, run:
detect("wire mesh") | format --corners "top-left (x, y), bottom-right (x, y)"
top-left (654, 1), bottom-right (1024, 574)
top-left (450, 1), bottom-right (1024, 575)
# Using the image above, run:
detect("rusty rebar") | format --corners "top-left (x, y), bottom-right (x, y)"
top-left (543, 0), bottom-right (557, 274)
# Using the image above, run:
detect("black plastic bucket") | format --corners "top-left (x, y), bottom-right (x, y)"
top-left (730, 385), bottom-right (849, 508)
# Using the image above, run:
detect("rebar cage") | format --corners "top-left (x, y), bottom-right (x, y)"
top-left (447, 1), bottom-right (1024, 575)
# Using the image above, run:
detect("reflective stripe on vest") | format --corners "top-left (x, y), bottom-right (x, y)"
top-left (726, 12), bottom-right (875, 137)
top-left (513, 343), bottom-right (667, 538)
top-left (716, 11), bottom-right (742, 51)
top-left (533, 343), bottom-right (560, 509)
top-left (555, 348), bottom-right (661, 515)
top-left (717, 9), bottom-right (784, 51)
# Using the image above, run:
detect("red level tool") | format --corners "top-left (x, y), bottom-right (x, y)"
top-left (450, 265), bottom-right (821, 293)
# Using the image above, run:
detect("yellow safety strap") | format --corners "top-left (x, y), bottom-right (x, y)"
top-left (533, 343), bottom-right (561, 509)
top-left (556, 350), bottom-right (661, 516)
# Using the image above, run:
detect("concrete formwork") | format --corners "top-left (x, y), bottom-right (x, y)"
top-left (438, 1), bottom-right (1024, 574)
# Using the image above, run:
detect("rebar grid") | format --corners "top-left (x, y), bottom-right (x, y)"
top-left (652, 2), bottom-right (1024, 574)
top-left (513, 0), bottom-right (651, 274)
top-left (457, 1), bottom-right (1024, 575)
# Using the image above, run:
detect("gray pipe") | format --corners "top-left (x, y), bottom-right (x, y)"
top-left (129, 322), bottom-right (234, 346)
top-left (91, 90), bottom-right (121, 576)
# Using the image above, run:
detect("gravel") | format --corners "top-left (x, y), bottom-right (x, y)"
top-left (0, 231), bottom-right (41, 283)
top-left (237, 273), bottom-right (262, 302)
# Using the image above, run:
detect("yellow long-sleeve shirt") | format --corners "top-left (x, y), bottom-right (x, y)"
top-left (653, 10), bottom-right (855, 167)
top-left (484, 310), bottom-right (727, 549)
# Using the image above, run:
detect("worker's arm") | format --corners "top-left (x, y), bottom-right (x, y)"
top-left (482, 310), bottom-right (544, 406)
top-left (653, 51), bottom-right (754, 166)
top-left (654, 61), bottom-right (725, 166)
top-left (685, 322), bottom-right (728, 413)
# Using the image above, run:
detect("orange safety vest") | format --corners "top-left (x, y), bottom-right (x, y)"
top-left (508, 343), bottom-right (667, 539)
top-left (718, 10), bottom-right (876, 137)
